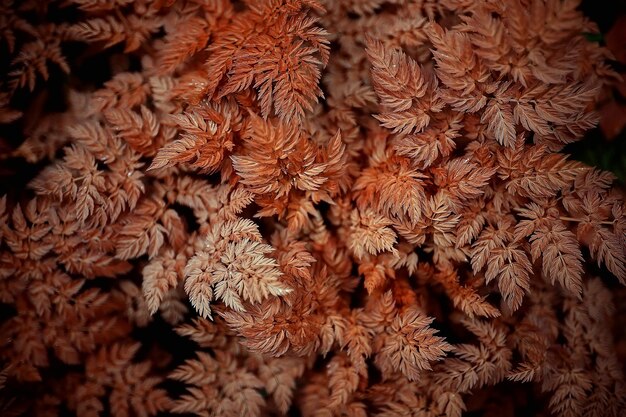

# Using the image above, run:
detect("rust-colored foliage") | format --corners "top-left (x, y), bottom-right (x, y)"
top-left (0, 0), bottom-right (625, 416)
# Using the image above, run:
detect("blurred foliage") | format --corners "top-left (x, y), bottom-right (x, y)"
top-left (570, 0), bottom-right (626, 185)
top-left (566, 129), bottom-right (626, 185)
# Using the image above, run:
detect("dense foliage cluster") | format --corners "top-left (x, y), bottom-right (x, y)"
top-left (0, 0), bottom-right (625, 416)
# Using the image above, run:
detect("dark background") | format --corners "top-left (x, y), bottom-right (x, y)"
top-left (570, 0), bottom-right (626, 183)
